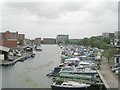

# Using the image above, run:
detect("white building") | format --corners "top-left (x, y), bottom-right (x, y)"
top-left (56, 34), bottom-right (69, 44)
top-left (114, 54), bottom-right (120, 63)
top-left (0, 46), bottom-right (10, 60)
top-left (114, 39), bottom-right (120, 63)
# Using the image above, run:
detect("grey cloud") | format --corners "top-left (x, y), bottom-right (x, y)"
top-left (3, 2), bottom-right (91, 19)
top-left (2, 1), bottom-right (118, 39)
top-left (59, 2), bottom-right (86, 12)
top-left (3, 1), bottom-right (117, 19)
top-left (4, 2), bottom-right (63, 19)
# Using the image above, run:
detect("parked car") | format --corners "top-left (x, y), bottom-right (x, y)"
top-left (111, 63), bottom-right (120, 69)
top-left (115, 69), bottom-right (120, 75)
top-left (112, 66), bottom-right (120, 72)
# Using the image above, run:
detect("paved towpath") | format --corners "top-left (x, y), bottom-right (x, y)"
top-left (99, 56), bottom-right (119, 90)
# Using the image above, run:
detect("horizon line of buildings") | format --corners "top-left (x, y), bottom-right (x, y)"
top-left (0, 31), bottom-right (69, 48)
top-left (102, 31), bottom-right (120, 40)
top-left (0, 31), bottom-right (120, 48)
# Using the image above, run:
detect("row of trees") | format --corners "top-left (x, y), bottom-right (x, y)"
top-left (65, 36), bottom-right (111, 50)
top-left (65, 36), bottom-right (116, 62)
top-left (79, 36), bottom-right (111, 50)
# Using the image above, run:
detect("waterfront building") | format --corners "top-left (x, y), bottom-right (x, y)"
top-left (34, 37), bottom-right (41, 45)
top-left (24, 39), bottom-right (31, 46)
top-left (114, 31), bottom-right (120, 39)
top-left (114, 39), bottom-right (120, 63)
top-left (43, 38), bottom-right (56, 44)
top-left (0, 31), bottom-right (25, 48)
top-left (56, 34), bottom-right (69, 44)
top-left (102, 32), bottom-right (114, 40)
top-left (0, 46), bottom-right (10, 60)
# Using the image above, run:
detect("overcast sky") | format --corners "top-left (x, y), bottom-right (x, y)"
top-left (0, 0), bottom-right (119, 39)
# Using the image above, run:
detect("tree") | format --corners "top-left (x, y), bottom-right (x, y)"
top-left (103, 45), bottom-right (115, 63)
top-left (102, 38), bottom-right (110, 44)
top-left (18, 39), bottom-right (24, 46)
top-left (83, 38), bottom-right (89, 46)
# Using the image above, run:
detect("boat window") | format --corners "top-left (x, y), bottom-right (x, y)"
top-left (56, 81), bottom-right (63, 85)
top-left (62, 68), bottom-right (73, 71)
top-left (68, 84), bottom-right (72, 86)
top-left (63, 84), bottom-right (67, 85)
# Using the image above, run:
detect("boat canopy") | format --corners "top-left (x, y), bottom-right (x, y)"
top-left (79, 61), bottom-right (90, 65)
top-left (65, 58), bottom-right (80, 61)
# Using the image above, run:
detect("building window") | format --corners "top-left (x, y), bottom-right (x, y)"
top-left (116, 57), bottom-right (119, 63)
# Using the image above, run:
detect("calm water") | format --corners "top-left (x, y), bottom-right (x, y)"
top-left (1, 45), bottom-right (106, 90)
top-left (2, 45), bottom-right (61, 88)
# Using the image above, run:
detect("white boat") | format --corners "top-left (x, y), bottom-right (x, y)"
top-left (51, 81), bottom-right (90, 90)
top-left (64, 58), bottom-right (80, 64)
top-left (35, 46), bottom-right (42, 51)
top-left (59, 66), bottom-right (97, 75)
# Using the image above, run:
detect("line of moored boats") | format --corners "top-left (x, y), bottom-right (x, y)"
top-left (1, 45), bottom-right (42, 66)
top-left (46, 45), bottom-right (103, 90)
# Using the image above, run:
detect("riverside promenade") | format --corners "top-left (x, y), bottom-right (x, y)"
top-left (99, 56), bottom-right (119, 90)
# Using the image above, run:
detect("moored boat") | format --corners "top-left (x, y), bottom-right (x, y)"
top-left (35, 45), bottom-right (42, 51)
top-left (59, 66), bottom-right (97, 75)
top-left (51, 81), bottom-right (90, 90)
top-left (59, 73), bottom-right (93, 80)
top-left (46, 67), bottom-right (62, 77)
top-left (31, 50), bottom-right (36, 58)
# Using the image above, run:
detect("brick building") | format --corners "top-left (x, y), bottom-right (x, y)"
top-left (0, 31), bottom-right (25, 48)
top-left (43, 38), bottom-right (56, 44)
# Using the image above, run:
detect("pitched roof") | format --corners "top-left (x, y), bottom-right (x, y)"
top-left (0, 46), bottom-right (10, 52)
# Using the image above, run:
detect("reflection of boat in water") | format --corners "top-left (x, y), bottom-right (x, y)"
top-left (35, 45), bottom-right (42, 51)
top-left (51, 81), bottom-right (90, 90)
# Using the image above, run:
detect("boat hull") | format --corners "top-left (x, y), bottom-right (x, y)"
top-left (35, 49), bottom-right (42, 51)
top-left (51, 85), bottom-right (88, 90)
